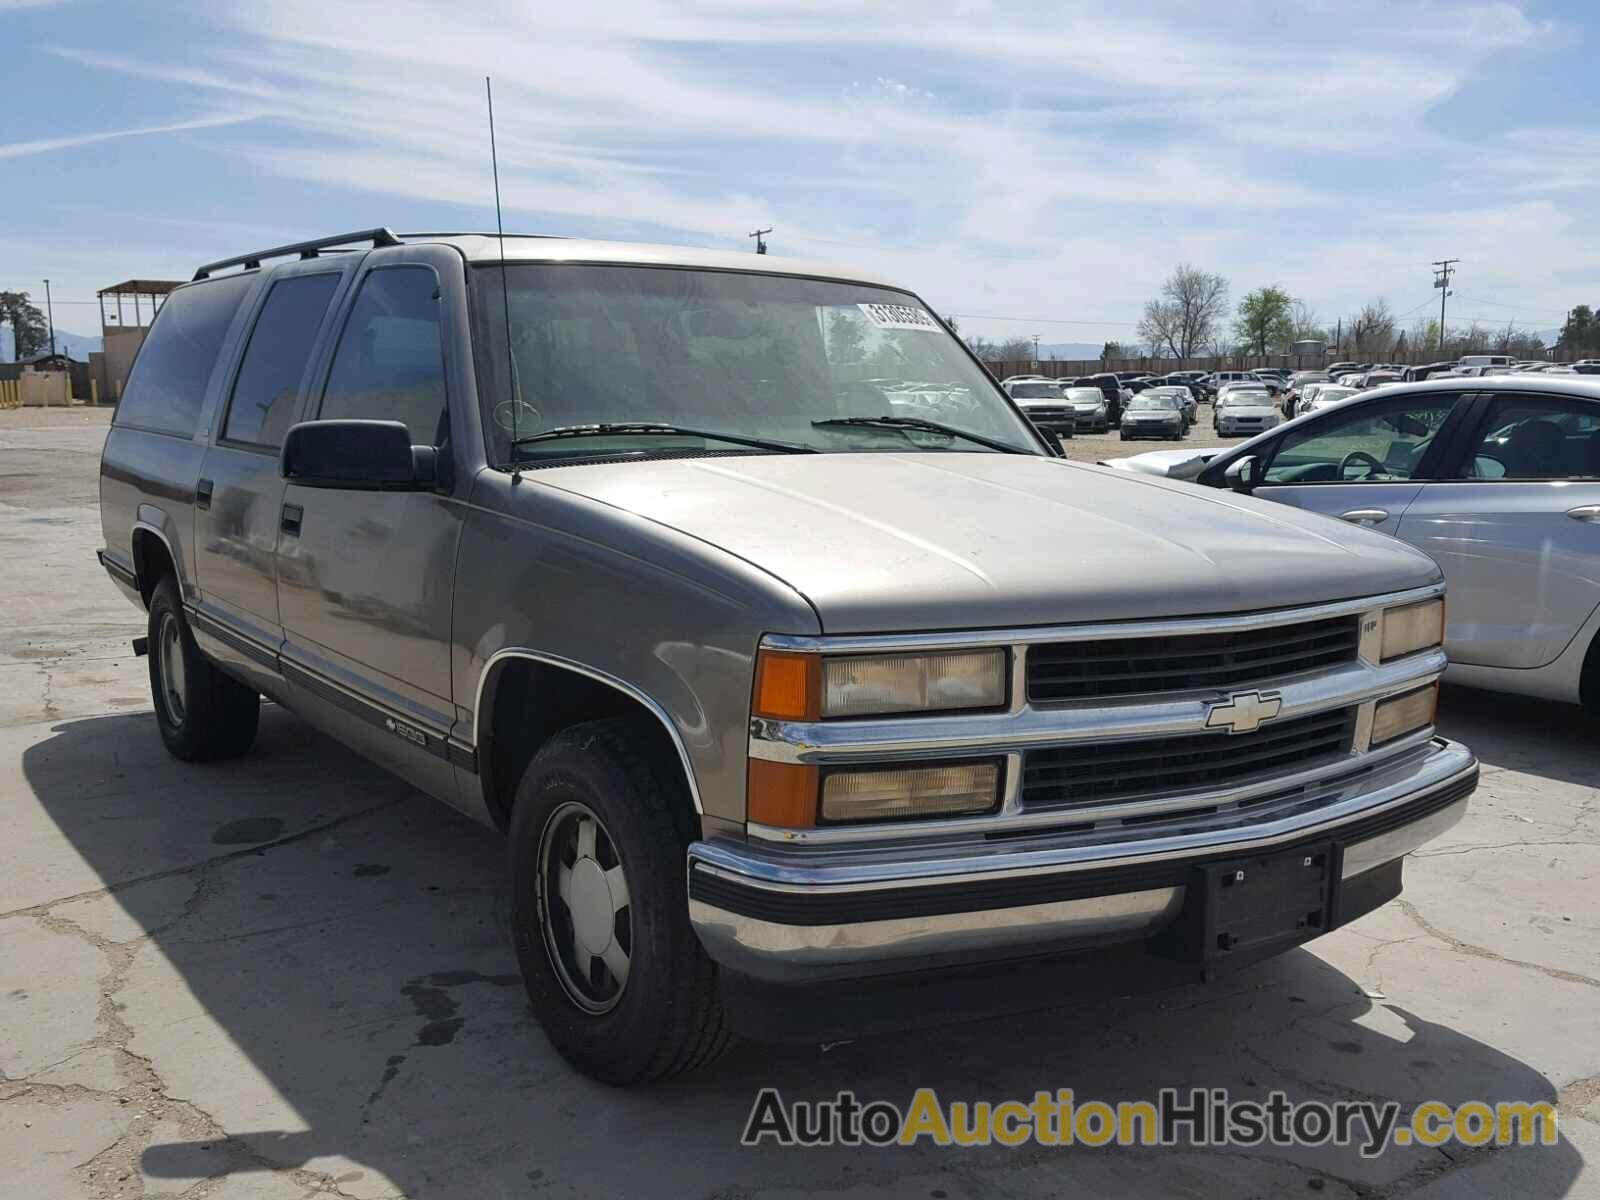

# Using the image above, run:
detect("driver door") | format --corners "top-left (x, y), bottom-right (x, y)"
top-left (1252, 390), bottom-right (1471, 536)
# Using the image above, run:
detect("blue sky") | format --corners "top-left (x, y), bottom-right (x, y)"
top-left (3, 0), bottom-right (1597, 347)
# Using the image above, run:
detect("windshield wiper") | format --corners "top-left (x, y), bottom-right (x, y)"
top-left (812, 415), bottom-right (1028, 455)
top-left (511, 423), bottom-right (815, 455)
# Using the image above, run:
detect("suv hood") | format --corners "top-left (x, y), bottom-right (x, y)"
top-left (535, 453), bottom-right (1440, 633)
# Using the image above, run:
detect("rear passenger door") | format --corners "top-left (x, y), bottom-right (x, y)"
top-left (1397, 391), bottom-right (1600, 669)
top-left (275, 254), bottom-right (464, 756)
top-left (191, 266), bottom-right (345, 676)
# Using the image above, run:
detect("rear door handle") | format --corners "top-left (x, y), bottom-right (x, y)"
top-left (194, 478), bottom-right (214, 510)
top-left (280, 503), bottom-right (303, 536)
top-left (1567, 506), bottom-right (1600, 523)
top-left (1340, 508), bottom-right (1389, 526)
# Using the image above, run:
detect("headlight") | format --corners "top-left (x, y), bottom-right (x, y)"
top-left (820, 761), bottom-right (1002, 823)
top-left (752, 648), bottom-right (1008, 720)
top-left (822, 649), bottom-right (1006, 717)
top-left (1371, 684), bottom-right (1438, 746)
top-left (1379, 599), bottom-right (1445, 662)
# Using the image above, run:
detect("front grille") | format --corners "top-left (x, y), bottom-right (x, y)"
top-left (1027, 615), bottom-right (1360, 704)
top-left (1022, 707), bottom-right (1358, 811)
top-left (1023, 406), bottom-right (1074, 422)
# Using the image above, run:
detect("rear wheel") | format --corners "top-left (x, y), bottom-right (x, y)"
top-left (147, 575), bottom-right (259, 761)
top-left (509, 718), bottom-right (732, 1084)
top-left (1581, 631), bottom-right (1600, 715)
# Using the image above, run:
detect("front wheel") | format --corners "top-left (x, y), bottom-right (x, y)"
top-left (147, 575), bottom-right (259, 761)
top-left (509, 719), bottom-right (732, 1084)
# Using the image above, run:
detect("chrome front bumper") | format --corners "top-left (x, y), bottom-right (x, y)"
top-left (688, 737), bottom-right (1475, 982)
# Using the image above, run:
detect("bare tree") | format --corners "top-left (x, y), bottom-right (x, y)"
top-left (1137, 264), bottom-right (1229, 360)
top-left (1290, 299), bottom-right (1323, 343)
top-left (1346, 300), bottom-right (1397, 358)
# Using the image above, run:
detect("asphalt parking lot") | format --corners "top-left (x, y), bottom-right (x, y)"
top-left (3, 408), bottom-right (1598, 1200)
top-left (1054, 401), bottom-right (1242, 464)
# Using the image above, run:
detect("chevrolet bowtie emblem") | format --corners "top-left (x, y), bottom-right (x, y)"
top-left (1205, 690), bottom-right (1283, 735)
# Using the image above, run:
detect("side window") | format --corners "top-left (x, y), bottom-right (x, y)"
top-left (1262, 395), bottom-right (1460, 485)
top-left (221, 274), bottom-right (340, 449)
top-left (319, 267), bottom-right (447, 445)
top-left (113, 274), bottom-right (253, 437)
top-left (1461, 394), bottom-right (1600, 481)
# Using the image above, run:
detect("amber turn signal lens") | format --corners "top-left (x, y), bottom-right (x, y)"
top-left (752, 650), bottom-right (821, 721)
top-left (747, 759), bottom-right (820, 828)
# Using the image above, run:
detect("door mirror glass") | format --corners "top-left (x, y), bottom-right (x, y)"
top-left (1224, 455), bottom-right (1260, 492)
top-left (281, 420), bottom-right (425, 490)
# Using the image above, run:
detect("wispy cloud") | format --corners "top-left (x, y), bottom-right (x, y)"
top-left (14, 0), bottom-right (1597, 341)
top-left (0, 112), bottom-right (259, 160)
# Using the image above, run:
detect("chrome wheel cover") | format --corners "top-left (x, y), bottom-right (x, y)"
top-left (156, 611), bottom-right (188, 727)
top-left (536, 800), bottom-right (633, 1014)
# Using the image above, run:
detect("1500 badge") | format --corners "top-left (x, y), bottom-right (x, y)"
top-left (384, 716), bottom-right (428, 748)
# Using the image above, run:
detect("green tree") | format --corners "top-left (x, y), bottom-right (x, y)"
top-left (1558, 305), bottom-right (1596, 354)
top-left (1234, 286), bottom-right (1295, 356)
top-left (1101, 340), bottom-right (1130, 361)
top-left (0, 291), bottom-right (50, 361)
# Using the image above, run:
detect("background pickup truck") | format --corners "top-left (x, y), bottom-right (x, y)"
top-left (98, 227), bottom-right (1477, 1084)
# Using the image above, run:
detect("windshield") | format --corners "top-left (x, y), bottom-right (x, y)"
top-left (1220, 389), bottom-right (1268, 406)
top-left (1065, 388), bottom-right (1103, 403)
top-left (470, 264), bottom-right (1042, 464)
top-left (1009, 382), bottom-right (1063, 398)
top-left (1129, 394), bottom-right (1178, 410)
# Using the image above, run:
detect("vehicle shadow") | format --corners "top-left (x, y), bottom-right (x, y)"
top-left (1439, 683), bottom-right (1600, 790)
top-left (20, 709), bottom-right (1586, 1199)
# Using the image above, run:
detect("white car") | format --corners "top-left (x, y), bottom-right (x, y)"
top-left (1214, 386), bottom-right (1281, 437)
top-left (1305, 385), bottom-right (1360, 413)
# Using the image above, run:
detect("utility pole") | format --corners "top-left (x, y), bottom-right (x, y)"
top-left (1433, 259), bottom-right (1458, 357)
top-left (748, 228), bottom-right (772, 255)
top-left (1335, 317), bottom-right (1341, 358)
top-left (1031, 334), bottom-right (1040, 363)
top-left (43, 278), bottom-right (56, 357)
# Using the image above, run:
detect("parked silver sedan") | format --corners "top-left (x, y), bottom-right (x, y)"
top-left (1187, 377), bottom-right (1600, 709)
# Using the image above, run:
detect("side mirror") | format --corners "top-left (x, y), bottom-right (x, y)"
top-left (281, 420), bottom-right (439, 491)
top-left (1224, 455), bottom-right (1261, 493)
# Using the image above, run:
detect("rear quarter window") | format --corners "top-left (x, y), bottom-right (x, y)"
top-left (113, 274), bottom-right (254, 438)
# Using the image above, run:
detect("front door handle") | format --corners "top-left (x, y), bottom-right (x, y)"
top-left (1340, 508), bottom-right (1389, 526)
top-left (280, 503), bottom-right (303, 537)
top-left (195, 477), bottom-right (214, 510)
top-left (1567, 506), bottom-right (1600, 523)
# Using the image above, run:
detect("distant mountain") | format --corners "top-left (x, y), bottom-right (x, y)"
top-left (0, 327), bottom-right (102, 361)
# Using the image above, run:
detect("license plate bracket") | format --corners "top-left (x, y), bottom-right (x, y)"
top-left (1194, 844), bottom-right (1335, 963)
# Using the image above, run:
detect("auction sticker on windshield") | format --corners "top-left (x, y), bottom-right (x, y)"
top-left (858, 302), bottom-right (941, 332)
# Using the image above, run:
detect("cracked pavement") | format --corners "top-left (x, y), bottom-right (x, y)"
top-left (2, 409), bottom-right (1597, 1199)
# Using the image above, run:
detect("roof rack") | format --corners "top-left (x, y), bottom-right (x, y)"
top-left (192, 228), bottom-right (404, 281)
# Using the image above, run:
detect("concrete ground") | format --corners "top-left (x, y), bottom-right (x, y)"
top-left (2, 408), bottom-right (1597, 1200)
top-left (1054, 401), bottom-right (1249, 464)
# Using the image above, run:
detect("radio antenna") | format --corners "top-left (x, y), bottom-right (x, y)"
top-left (486, 75), bottom-right (523, 482)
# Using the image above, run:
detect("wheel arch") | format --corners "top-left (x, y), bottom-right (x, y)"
top-left (130, 520), bottom-right (181, 607)
top-left (474, 650), bottom-right (705, 830)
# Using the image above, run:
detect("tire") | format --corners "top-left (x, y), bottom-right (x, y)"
top-left (147, 575), bottom-right (259, 761)
top-left (1581, 632), bottom-right (1600, 715)
top-left (508, 718), bottom-right (732, 1084)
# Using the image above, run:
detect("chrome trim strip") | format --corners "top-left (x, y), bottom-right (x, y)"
top-left (471, 647), bottom-right (705, 814)
top-left (1341, 796), bottom-right (1467, 879)
top-left (750, 649), bottom-right (1444, 764)
top-left (689, 887), bottom-right (1186, 979)
top-left (760, 583), bottom-right (1445, 655)
top-left (691, 738), bottom-right (1474, 892)
top-left (746, 726), bottom-right (1438, 845)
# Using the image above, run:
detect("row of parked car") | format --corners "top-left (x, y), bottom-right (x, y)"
top-left (1000, 371), bottom-right (1202, 441)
